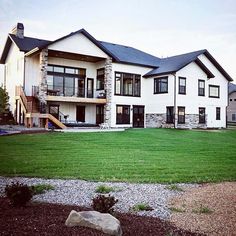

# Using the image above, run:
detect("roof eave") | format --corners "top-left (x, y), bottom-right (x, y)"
top-left (195, 58), bottom-right (215, 78)
top-left (143, 70), bottom-right (176, 78)
top-left (0, 36), bottom-right (12, 64)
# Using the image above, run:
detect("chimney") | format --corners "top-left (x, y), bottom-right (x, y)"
top-left (11, 23), bottom-right (24, 39)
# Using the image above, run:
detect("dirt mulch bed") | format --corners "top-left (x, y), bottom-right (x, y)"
top-left (169, 182), bottom-right (236, 236)
top-left (0, 197), bottom-right (201, 236)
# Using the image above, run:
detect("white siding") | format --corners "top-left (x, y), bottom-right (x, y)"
top-left (48, 33), bottom-right (108, 58)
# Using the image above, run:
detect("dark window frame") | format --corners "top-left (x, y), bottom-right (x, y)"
top-left (209, 85), bottom-right (220, 98)
top-left (87, 78), bottom-right (94, 98)
top-left (96, 68), bottom-right (105, 91)
top-left (154, 76), bottom-right (168, 94)
top-left (198, 80), bottom-right (205, 96)
top-left (178, 106), bottom-right (185, 124)
top-left (166, 106), bottom-right (174, 124)
top-left (216, 107), bottom-right (221, 120)
top-left (114, 72), bottom-right (141, 97)
top-left (199, 107), bottom-right (206, 124)
top-left (116, 105), bottom-right (130, 124)
top-left (178, 77), bottom-right (186, 95)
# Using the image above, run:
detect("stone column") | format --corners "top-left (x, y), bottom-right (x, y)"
top-left (39, 48), bottom-right (48, 113)
top-left (104, 57), bottom-right (112, 127)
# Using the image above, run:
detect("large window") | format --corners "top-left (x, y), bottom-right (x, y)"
top-left (179, 77), bottom-right (186, 94)
top-left (209, 85), bottom-right (220, 98)
top-left (116, 105), bottom-right (130, 124)
top-left (166, 107), bottom-right (174, 123)
top-left (216, 107), bottom-right (221, 120)
top-left (115, 72), bottom-right (141, 97)
top-left (178, 107), bottom-right (185, 124)
top-left (154, 77), bottom-right (168, 94)
top-left (199, 107), bottom-right (206, 124)
top-left (198, 80), bottom-right (205, 96)
top-left (47, 65), bottom-right (86, 97)
top-left (97, 68), bottom-right (105, 90)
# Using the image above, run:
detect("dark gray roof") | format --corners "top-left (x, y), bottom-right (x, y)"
top-left (9, 34), bottom-right (51, 52)
top-left (143, 50), bottom-right (207, 77)
top-left (229, 83), bottom-right (236, 94)
top-left (100, 41), bottom-right (161, 67)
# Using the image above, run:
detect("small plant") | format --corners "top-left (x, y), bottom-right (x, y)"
top-left (31, 184), bottom-right (55, 195)
top-left (166, 184), bottom-right (184, 192)
top-left (131, 203), bottom-right (153, 212)
top-left (95, 185), bottom-right (114, 194)
top-left (192, 205), bottom-right (213, 214)
top-left (92, 194), bottom-right (118, 213)
top-left (5, 182), bottom-right (33, 207)
top-left (169, 207), bottom-right (185, 213)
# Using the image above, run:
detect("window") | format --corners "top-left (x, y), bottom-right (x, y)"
top-left (209, 85), bottom-right (220, 98)
top-left (199, 107), bottom-right (206, 124)
top-left (216, 107), bottom-right (221, 120)
top-left (96, 68), bottom-right (105, 90)
top-left (179, 77), bottom-right (186, 94)
top-left (166, 107), bottom-right (174, 123)
top-left (198, 80), bottom-right (205, 96)
top-left (116, 105), bottom-right (130, 124)
top-left (234, 99), bottom-right (236, 101)
top-left (230, 99), bottom-right (232, 101)
top-left (154, 77), bottom-right (168, 94)
top-left (178, 107), bottom-right (185, 124)
top-left (232, 114), bottom-right (236, 121)
top-left (47, 64), bottom-right (86, 97)
top-left (115, 72), bottom-right (141, 97)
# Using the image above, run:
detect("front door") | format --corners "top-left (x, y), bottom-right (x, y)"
top-left (96, 105), bottom-right (104, 125)
top-left (133, 105), bottom-right (144, 128)
top-left (76, 105), bottom-right (85, 122)
top-left (49, 105), bottom-right (60, 120)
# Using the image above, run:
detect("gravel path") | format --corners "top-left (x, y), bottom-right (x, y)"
top-left (0, 177), bottom-right (198, 219)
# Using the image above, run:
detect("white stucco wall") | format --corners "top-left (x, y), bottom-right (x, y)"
top-left (48, 33), bottom-right (108, 58)
top-left (5, 43), bottom-right (24, 112)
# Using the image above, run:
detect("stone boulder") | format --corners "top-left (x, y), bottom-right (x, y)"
top-left (65, 210), bottom-right (122, 236)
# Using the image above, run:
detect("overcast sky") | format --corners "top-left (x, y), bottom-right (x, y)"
top-left (0, 0), bottom-right (236, 85)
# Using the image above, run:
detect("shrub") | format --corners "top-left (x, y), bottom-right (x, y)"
top-left (31, 184), bottom-right (54, 195)
top-left (5, 182), bottom-right (33, 207)
top-left (166, 184), bottom-right (184, 192)
top-left (131, 203), bottom-right (153, 212)
top-left (95, 185), bottom-right (114, 194)
top-left (92, 194), bottom-right (118, 213)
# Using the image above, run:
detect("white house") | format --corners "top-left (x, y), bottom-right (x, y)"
top-left (227, 83), bottom-right (236, 123)
top-left (0, 23), bottom-right (233, 129)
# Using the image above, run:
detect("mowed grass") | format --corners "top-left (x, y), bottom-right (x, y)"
top-left (0, 129), bottom-right (235, 183)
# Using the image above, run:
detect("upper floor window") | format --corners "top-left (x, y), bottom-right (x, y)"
top-left (199, 107), bottom-right (206, 124)
top-left (216, 107), bottom-right (221, 120)
top-left (178, 107), bottom-right (185, 124)
top-left (179, 77), bottom-right (186, 94)
top-left (97, 68), bottom-right (105, 90)
top-left (209, 85), bottom-right (220, 98)
top-left (115, 72), bottom-right (141, 97)
top-left (154, 77), bottom-right (168, 94)
top-left (232, 114), bottom-right (236, 121)
top-left (166, 106), bottom-right (174, 123)
top-left (198, 80), bottom-right (205, 96)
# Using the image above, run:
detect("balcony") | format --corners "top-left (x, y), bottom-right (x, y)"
top-left (32, 86), bottom-right (106, 104)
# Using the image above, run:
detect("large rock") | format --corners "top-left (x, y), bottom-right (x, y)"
top-left (65, 210), bottom-right (122, 236)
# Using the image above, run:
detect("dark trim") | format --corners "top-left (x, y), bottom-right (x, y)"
top-left (87, 78), bottom-right (94, 98)
top-left (195, 58), bottom-right (215, 78)
top-left (216, 107), bottom-right (221, 120)
top-left (199, 107), bottom-right (206, 124)
top-left (177, 106), bottom-right (185, 124)
top-left (166, 106), bottom-right (174, 124)
top-left (116, 104), bottom-right (131, 124)
top-left (143, 70), bottom-right (176, 78)
top-left (154, 76), bottom-right (168, 94)
top-left (114, 71), bottom-right (141, 97)
top-left (0, 36), bottom-right (12, 64)
top-left (96, 68), bottom-right (105, 91)
top-left (209, 85), bottom-right (220, 98)
top-left (198, 79), bottom-right (205, 96)
top-left (178, 77), bottom-right (186, 95)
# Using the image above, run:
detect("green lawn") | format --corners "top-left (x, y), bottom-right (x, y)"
top-left (0, 129), bottom-right (236, 183)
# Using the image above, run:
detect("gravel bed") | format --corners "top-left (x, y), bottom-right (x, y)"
top-left (0, 176), bottom-right (198, 219)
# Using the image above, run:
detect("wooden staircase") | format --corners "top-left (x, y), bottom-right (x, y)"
top-left (16, 86), bottom-right (67, 129)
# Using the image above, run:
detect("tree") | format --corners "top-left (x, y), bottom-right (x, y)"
top-left (0, 85), bottom-right (9, 113)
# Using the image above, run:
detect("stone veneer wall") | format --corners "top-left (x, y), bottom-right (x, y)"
top-left (38, 48), bottom-right (48, 113)
top-left (104, 57), bottom-right (112, 126)
top-left (146, 113), bottom-right (207, 129)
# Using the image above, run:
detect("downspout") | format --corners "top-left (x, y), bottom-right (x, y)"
top-left (4, 65), bottom-right (6, 89)
top-left (172, 73), bottom-right (177, 128)
top-left (23, 57), bottom-right (26, 90)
